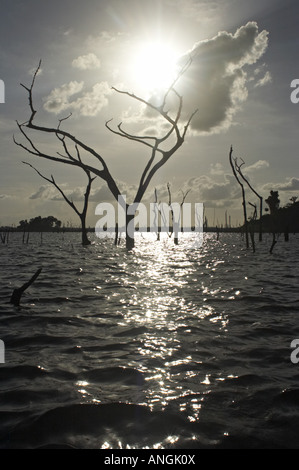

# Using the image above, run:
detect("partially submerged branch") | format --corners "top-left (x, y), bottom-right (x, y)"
top-left (10, 268), bottom-right (42, 307)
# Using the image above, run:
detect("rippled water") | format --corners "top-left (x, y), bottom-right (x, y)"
top-left (0, 232), bottom-right (299, 449)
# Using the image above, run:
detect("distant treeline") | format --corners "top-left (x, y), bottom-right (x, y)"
top-left (250, 198), bottom-right (299, 234)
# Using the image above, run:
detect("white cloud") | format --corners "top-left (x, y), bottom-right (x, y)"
top-left (210, 163), bottom-right (224, 175)
top-left (29, 180), bottom-right (138, 205)
top-left (43, 81), bottom-right (84, 114)
top-left (43, 81), bottom-right (112, 116)
top-left (263, 178), bottom-right (299, 192)
top-left (28, 66), bottom-right (43, 77)
top-left (29, 185), bottom-right (60, 200)
top-left (254, 71), bottom-right (272, 88)
top-left (72, 53), bottom-right (101, 71)
top-left (243, 160), bottom-right (270, 173)
top-left (71, 82), bottom-right (112, 117)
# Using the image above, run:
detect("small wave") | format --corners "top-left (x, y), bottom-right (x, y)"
top-left (7, 402), bottom-right (187, 449)
top-left (80, 367), bottom-right (145, 386)
top-left (114, 326), bottom-right (149, 337)
top-left (0, 365), bottom-right (48, 382)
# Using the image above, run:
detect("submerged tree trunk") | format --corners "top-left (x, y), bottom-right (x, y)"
top-left (270, 232), bottom-right (277, 254)
top-left (259, 198), bottom-right (263, 242)
top-left (126, 211), bottom-right (135, 250)
top-left (81, 217), bottom-right (91, 246)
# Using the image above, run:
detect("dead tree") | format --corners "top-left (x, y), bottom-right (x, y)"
top-left (234, 157), bottom-right (263, 242)
top-left (105, 64), bottom-right (197, 249)
top-left (23, 162), bottom-right (96, 246)
top-left (153, 188), bottom-right (160, 241)
top-left (266, 190), bottom-right (280, 254)
top-left (248, 202), bottom-right (257, 253)
top-left (154, 184), bottom-right (191, 245)
top-left (14, 60), bottom-right (197, 250)
top-left (10, 268), bottom-right (42, 306)
top-left (0, 231), bottom-right (9, 244)
top-left (229, 146), bottom-right (249, 249)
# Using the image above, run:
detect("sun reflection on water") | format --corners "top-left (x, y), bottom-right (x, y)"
top-left (87, 235), bottom-right (233, 441)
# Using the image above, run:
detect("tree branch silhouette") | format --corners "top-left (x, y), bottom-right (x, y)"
top-left (23, 162), bottom-right (96, 245)
top-left (15, 58), bottom-right (197, 249)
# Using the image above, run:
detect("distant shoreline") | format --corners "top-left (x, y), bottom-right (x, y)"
top-left (1, 227), bottom-right (298, 234)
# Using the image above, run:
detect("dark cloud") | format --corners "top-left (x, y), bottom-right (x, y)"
top-left (170, 22), bottom-right (270, 134)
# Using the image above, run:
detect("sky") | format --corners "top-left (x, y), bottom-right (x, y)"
top-left (0, 0), bottom-right (299, 228)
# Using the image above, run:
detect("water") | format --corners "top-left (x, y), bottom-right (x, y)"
top-left (0, 232), bottom-right (299, 449)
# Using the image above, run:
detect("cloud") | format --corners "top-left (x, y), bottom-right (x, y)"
top-left (72, 53), bottom-right (101, 71)
top-left (44, 81), bottom-right (112, 116)
top-left (210, 163), bottom-right (224, 175)
top-left (254, 71), bottom-right (272, 88)
top-left (181, 174), bottom-right (240, 207)
top-left (243, 160), bottom-right (270, 173)
top-left (28, 66), bottom-right (43, 77)
top-left (166, 0), bottom-right (224, 22)
top-left (162, 22), bottom-right (270, 134)
top-left (43, 81), bottom-right (84, 114)
top-left (263, 178), bottom-right (299, 192)
top-left (29, 180), bottom-right (138, 205)
top-left (29, 185), bottom-right (59, 200)
top-left (0, 194), bottom-right (15, 200)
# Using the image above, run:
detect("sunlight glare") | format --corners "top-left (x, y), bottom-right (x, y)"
top-left (130, 41), bottom-right (179, 92)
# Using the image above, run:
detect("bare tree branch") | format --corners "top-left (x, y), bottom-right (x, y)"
top-left (23, 161), bottom-right (96, 245)
top-left (16, 58), bottom-right (197, 249)
top-left (111, 72), bottom-right (198, 204)
top-left (229, 146), bottom-right (249, 249)
top-left (234, 156), bottom-right (263, 242)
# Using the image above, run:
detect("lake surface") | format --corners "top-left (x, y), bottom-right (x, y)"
top-left (0, 232), bottom-right (299, 449)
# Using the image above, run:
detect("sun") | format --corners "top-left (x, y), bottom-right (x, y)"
top-left (130, 41), bottom-right (179, 93)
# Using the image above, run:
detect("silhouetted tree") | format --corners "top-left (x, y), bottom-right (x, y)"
top-left (265, 191), bottom-right (280, 215)
top-left (154, 183), bottom-right (191, 245)
top-left (265, 190), bottom-right (280, 254)
top-left (229, 146), bottom-right (249, 249)
top-left (18, 216), bottom-right (62, 232)
top-left (234, 157), bottom-right (263, 242)
top-left (289, 196), bottom-right (298, 206)
top-left (23, 162), bottom-right (96, 246)
top-left (14, 59), bottom-right (197, 250)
